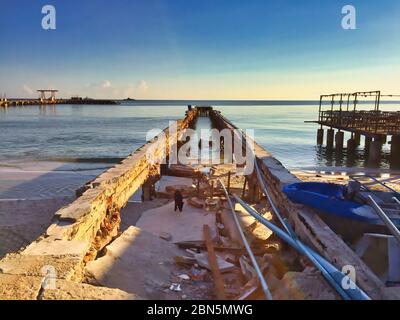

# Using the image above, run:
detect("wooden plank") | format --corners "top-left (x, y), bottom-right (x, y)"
top-left (203, 224), bottom-right (227, 300)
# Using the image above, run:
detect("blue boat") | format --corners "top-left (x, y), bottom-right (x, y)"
top-left (282, 182), bottom-right (400, 227)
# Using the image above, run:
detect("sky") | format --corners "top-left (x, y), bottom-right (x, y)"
top-left (0, 0), bottom-right (399, 100)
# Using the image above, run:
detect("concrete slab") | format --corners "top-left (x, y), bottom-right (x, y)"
top-left (0, 274), bottom-right (42, 300)
top-left (85, 226), bottom-right (185, 299)
top-left (136, 201), bottom-right (217, 243)
top-left (157, 176), bottom-right (194, 193)
top-left (120, 199), bottom-right (170, 232)
top-left (0, 253), bottom-right (84, 281)
top-left (23, 240), bottom-right (89, 257)
top-left (41, 279), bottom-right (143, 300)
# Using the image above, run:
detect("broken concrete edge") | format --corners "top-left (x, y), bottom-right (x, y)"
top-left (211, 109), bottom-right (390, 300)
top-left (0, 273), bottom-right (143, 300)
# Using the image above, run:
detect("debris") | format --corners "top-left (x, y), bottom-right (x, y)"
top-left (223, 272), bottom-right (239, 284)
top-left (188, 197), bottom-right (204, 209)
top-left (263, 253), bottom-right (289, 278)
top-left (239, 256), bottom-right (257, 281)
top-left (205, 198), bottom-right (219, 211)
top-left (194, 252), bottom-right (235, 273)
top-left (169, 283), bottom-right (182, 292)
top-left (178, 274), bottom-right (190, 280)
top-left (176, 240), bottom-right (246, 255)
top-left (218, 252), bottom-right (236, 264)
top-left (217, 223), bottom-right (225, 230)
top-left (159, 232), bottom-right (172, 241)
top-left (190, 267), bottom-right (208, 281)
top-left (174, 255), bottom-right (196, 267)
top-left (237, 279), bottom-right (259, 300)
top-left (225, 287), bottom-right (242, 297)
top-left (185, 249), bottom-right (199, 256)
top-left (176, 240), bottom-right (205, 249)
top-left (181, 294), bottom-right (187, 299)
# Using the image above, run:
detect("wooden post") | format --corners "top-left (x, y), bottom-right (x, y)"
top-left (335, 131), bottom-right (344, 151)
top-left (227, 171), bottom-right (231, 195)
top-left (241, 178), bottom-right (247, 198)
top-left (317, 128), bottom-right (324, 145)
top-left (203, 224), bottom-right (226, 300)
top-left (326, 129), bottom-right (334, 149)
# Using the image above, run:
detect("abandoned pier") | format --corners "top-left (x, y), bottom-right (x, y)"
top-left (313, 91), bottom-right (400, 165)
top-left (0, 106), bottom-right (397, 300)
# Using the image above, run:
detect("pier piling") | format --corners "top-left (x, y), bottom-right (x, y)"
top-left (317, 128), bottom-right (324, 145)
top-left (335, 131), bottom-right (344, 150)
top-left (391, 135), bottom-right (400, 160)
top-left (354, 132), bottom-right (361, 146)
top-left (347, 138), bottom-right (356, 152)
top-left (326, 129), bottom-right (334, 149)
top-left (369, 139), bottom-right (382, 163)
top-left (365, 136), bottom-right (372, 153)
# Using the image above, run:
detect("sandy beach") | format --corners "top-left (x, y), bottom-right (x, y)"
top-left (0, 161), bottom-right (111, 258)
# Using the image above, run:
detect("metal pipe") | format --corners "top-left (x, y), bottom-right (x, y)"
top-left (368, 196), bottom-right (400, 245)
top-left (219, 179), bottom-right (273, 300)
top-left (233, 195), bottom-right (371, 300)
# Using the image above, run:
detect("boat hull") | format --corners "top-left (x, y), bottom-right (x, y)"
top-left (283, 182), bottom-right (400, 226)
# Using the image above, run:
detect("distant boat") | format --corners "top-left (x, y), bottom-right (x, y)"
top-left (283, 182), bottom-right (400, 226)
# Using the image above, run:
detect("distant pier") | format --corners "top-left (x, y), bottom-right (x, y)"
top-left (311, 91), bottom-right (400, 165)
top-left (0, 89), bottom-right (118, 107)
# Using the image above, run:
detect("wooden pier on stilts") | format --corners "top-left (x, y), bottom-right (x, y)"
top-left (310, 91), bottom-right (400, 164)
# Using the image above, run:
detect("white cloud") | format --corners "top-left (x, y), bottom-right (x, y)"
top-left (101, 80), bottom-right (112, 88)
top-left (137, 80), bottom-right (148, 93)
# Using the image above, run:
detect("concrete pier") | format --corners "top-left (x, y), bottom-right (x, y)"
top-left (326, 129), bottom-right (334, 149)
top-left (365, 136), bottom-right (372, 153)
top-left (391, 135), bottom-right (400, 162)
top-left (347, 138), bottom-right (356, 152)
top-left (335, 131), bottom-right (344, 150)
top-left (317, 128), bottom-right (324, 145)
top-left (354, 132), bottom-right (361, 146)
top-left (369, 139), bottom-right (382, 163)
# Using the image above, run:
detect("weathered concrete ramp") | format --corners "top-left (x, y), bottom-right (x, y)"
top-left (136, 201), bottom-right (217, 243)
top-left (85, 226), bottom-right (185, 299)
